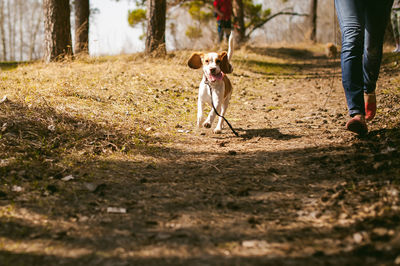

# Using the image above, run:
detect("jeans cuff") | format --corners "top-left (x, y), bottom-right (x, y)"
top-left (349, 110), bottom-right (365, 117)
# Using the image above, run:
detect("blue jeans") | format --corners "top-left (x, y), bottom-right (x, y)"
top-left (335, 0), bottom-right (393, 116)
top-left (217, 20), bottom-right (231, 42)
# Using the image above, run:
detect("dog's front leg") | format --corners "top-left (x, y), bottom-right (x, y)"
top-left (197, 98), bottom-right (205, 127)
top-left (214, 100), bottom-right (228, 134)
top-left (203, 90), bottom-right (222, 130)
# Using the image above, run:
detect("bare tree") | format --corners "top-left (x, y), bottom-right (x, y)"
top-left (0, 0), bottom-right (44, 61)
top-left (245, 7), bottom-right (308, 39)
top-left (74, 0), bottom-right (90, 55)
top-left (307, 0), bottom-right (318, 43)
top-left (18, 0), bottom-right (24, 61)
top-left (6, 0), bottom-right (14, 61)
top-left (0, 0), bottom-right (6, 60)
top-left (232, 0), bottom-right (245, 43)
top-left (145, 0), bottom-right (166, 55)
top-left (43, 0), bottom-right (73, 62)
top-left (28, 1), bottom-right (43, 60)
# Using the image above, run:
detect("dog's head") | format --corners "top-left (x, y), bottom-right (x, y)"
top-left (188, 52), bottom-right (231, 82)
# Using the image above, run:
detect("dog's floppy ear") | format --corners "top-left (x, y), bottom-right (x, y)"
top-left (188, 53), bottom-right (203, 69)
top-left (219, 51), bottom-right (233, 74)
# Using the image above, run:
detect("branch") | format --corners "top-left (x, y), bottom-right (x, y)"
top-left (167, 0), bottom-right (212, 11)
top-left (246, 9), bottom-right (308, 39)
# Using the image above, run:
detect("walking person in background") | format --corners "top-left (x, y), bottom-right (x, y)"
top-left (391, 0), bottom-right (400, 52)
top-left (213, 0), bottom-right (232, 43)
top-left (335, 0), bottom-right (394, 136)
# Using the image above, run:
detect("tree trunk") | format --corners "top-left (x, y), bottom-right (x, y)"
top-left (43, 0), bottom-right (72, 62)
top-left (0, 0), bottom-right (6, 60)
top-left (18, 0), bottom-right (23, 61)
top-left (145, 0), bottom-right (166, 55)
top-left (232, 0), bottom-right (245, 43)
top-left (29, 5), bottom-right (42, 61)
top-left (307, 0), bottom-right (318, 43)
top-left (26, 0), bottom-right (43, 61)
top-left (74, 0), bottom-right (89, 55)
top-left (7, 0), bottom-right (13, 61)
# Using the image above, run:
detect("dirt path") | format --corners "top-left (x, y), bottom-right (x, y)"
top-left (1, 46), bottom-right (400, 265)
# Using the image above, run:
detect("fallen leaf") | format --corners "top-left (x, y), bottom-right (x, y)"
top-left (107, 207), bottom-right (126, 214)
top-left (353, 232), bottom-right (363, 244)
top-left (242, 240), bottom-right (269, 248)
top-left (84, 182), bottom-right (98, 192)
top-left (0, 95), bottom-right (7, 104)
top-left (372, 228), bottom-right (388, 237)
top-left (61, 175), bottom-right (74, 181)
top-left (11, 185), bottom-right (23, 192)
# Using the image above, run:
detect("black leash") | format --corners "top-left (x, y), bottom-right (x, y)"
top-left (204, 79), bottom-right (239, 137)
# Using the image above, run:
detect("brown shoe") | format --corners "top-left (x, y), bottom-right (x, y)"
top-left (364, 92), bottom-right (376, 121)
top-left (346, 115), bottom-right (368, 136)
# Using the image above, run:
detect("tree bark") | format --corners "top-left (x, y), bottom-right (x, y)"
top-left (74, 0), bottom-right (89, 55)
top-left (43, 0), bottom-right (72, 62)
top-left (145, 0), bottom-right (166, 55)
top-left (0, 0), bottom-right (6, 60)
top-left (232, 0), bottom-right (245, 44)
top-left (18, 0), bottom-right (23, 61)
top-left (7, 0), bottom-right (13, 61)
top-left (307, 0), bottom-right (318, 43)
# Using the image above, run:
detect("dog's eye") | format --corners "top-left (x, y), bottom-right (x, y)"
top-left (216, 59), bottom-right (221, 64)
top-left (205, 59), bottom-right (209, 63)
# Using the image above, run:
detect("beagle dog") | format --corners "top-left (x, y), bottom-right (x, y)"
top-left (188, 33), bottom-right (234, 134)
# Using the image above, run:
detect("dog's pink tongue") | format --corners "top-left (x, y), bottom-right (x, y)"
top-left (209, 74), bottom-right (217, 82)
top-left (209, 72), bottom-right (223, 82)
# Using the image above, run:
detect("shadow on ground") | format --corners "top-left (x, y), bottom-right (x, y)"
top-left (1, 96), bottom-right (400, 265)
top-left (1, 51), bottom-right (400, 265)
top-left (240, 47), bottom-right (341, 77)
top-left (0, 62), bottom-right (30, 71)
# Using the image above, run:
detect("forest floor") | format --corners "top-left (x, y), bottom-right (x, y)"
top-left (1, 44), bottom-right (400, 266)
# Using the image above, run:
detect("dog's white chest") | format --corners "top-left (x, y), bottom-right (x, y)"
top-left (199, 77), bottom-right (225, 104)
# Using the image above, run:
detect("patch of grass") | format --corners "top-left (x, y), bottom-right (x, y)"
top-left (266, 105), bottom-right (281, 111)
top-left (382, 52), bottom-right (400, 65)
top-left (0, 62), bottom-right (21, 71)
top-left (237, 57), bottom-right (299, 75)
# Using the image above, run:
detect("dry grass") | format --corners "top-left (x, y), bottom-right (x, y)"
top-left (1, 46), bottom-right (400, 265)
top-left (0, 47), bottom-right (319, 167)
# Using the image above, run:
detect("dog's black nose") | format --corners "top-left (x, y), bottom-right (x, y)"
top-left (210, 68), bottom-right (217, 74)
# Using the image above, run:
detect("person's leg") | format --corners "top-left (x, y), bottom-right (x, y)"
top-left (224, 20), bottom-right (232, 41)
top-left (335, 0), bottom-right (365, 117)
top-left (217, 20), bottom-right (223, 42)
top-left (363, 0), bottom-right (393, 121)
top-left (363, 0), bottom-right (393, 94)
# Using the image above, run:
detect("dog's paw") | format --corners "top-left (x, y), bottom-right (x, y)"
top-left (197, 117), bottom-right (204, 127)
top-left (203, 122), bottom-right (211, 128)
top-left (213, 128), bottom-right (222, 134)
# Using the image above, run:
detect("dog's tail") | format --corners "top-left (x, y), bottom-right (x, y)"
top-left (227, 31), bottom-right (234, 62)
